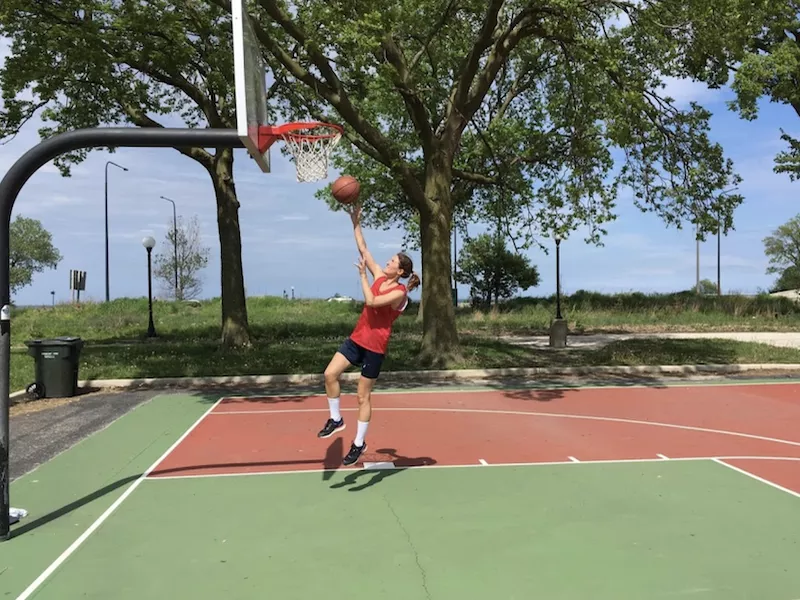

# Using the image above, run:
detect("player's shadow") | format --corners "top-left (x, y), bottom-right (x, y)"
top-left (329, 448), bottom-right (437, 492)
top-left (322, 437), bottom-right (344, 481)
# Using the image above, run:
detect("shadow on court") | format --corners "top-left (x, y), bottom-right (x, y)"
top-left (329, 448), bottom-right (437, 492)
top-left (11, 438), bottom-right (347, 538)
top-left (489, 373), bottom-right (672, 402)
top-left (150, 436), bottom-right (346, 477)
top-left (10, 474), bottom-right (141, 538)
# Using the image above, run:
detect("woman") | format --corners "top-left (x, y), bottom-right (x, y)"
top-left (318, 203), bottom-right (421, 466)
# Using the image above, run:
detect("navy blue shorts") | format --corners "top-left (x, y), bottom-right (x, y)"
top-left (338, 337), bottom-right (385, 379)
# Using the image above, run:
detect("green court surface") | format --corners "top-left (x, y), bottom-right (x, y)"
top-left (3, 390), bottom-right (800, 599)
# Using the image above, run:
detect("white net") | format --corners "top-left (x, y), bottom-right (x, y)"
top-left (281, 126), bottom-right (342, 182)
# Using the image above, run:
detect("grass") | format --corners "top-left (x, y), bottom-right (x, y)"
top-left (13, 290), bottom-right (800, 345)
top-left (8, 291), bottom-right (800, 394)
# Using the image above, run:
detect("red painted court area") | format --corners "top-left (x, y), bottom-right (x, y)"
top-left (148, 383), bottom-right (800, 496)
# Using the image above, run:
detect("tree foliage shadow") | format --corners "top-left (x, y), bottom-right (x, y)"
top-left (480, 373), bottom-right (673, 402)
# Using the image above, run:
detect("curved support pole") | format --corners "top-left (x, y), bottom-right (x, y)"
top-left (0, 127), bottom-right (243, 540)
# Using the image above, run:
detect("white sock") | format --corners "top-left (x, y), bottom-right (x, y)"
top-left (354, 420), bottom-right (369, 446)
top-left (328, 397), bottom-right (341, 421)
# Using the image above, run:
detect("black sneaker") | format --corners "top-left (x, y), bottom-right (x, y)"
top-left (317, 418), bottom-right (345, 438)
top-left (343, 442), bottom-right (367, 466)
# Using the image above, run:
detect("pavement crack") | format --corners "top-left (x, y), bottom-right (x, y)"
top-left (384, 494), bottom-right (431, 600)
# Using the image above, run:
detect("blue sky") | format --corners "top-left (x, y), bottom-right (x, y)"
top-left (1, 36), bottom-right (799, 307)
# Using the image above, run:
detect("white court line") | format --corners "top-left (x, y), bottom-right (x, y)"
top-left (363, 462), bottom-right (395, 470)
top-left (208, 406), bottom-right (800, 449)
top-left (713, 459), bottom-right (800, 500)
top-left (15, 398), bottom-right (224, 600)
top-left (478, 459), bottom-right (489, 466)
top-left (568, 456), bottom-right (580, 463)
top-left (145, 455), bottom-right (800, 481)
top-left (657, 454), bottom-right (670, 460)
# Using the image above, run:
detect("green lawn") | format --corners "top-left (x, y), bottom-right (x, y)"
top-left (8, 293), bottom-right (800, 393)
top-left (10, 334), bottom-right (800, 393)
top-left (12, 292), bottom-right (800, 345)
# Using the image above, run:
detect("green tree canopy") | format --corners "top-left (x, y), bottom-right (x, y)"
top-left (0, 0), bottom-right (255, 346)
top-left (770, 265), bottom-right (800, 293)
top-left (9, 215), bottom-right (62, 296)
top-left (456, 233), bottom-right (540, 307)
top-left (632, 0), bottom-right (800, 179)
top-left (763, 214), bottom-right (800, 279)
top-left (241, 0), bottom-right (743, 363)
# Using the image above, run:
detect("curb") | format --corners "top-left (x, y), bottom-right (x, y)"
top-left (43, 362), bottom-right (800, 394)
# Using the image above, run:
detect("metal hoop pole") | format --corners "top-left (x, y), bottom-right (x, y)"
top-left (0, 127), bottom-right (243, 541)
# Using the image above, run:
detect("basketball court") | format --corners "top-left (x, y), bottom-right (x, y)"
top-left (3, 3), bottom-right (800, 598)
top-left (2, 378), bottom-right (800, 598)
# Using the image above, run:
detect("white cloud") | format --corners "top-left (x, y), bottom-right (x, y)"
top-left (660, 76), bottom-right (724, 107)
top-left (276, 213), bottom-right (310, 221)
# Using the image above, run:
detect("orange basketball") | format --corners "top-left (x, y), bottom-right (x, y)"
top-left (331, 175), bottom-right (360, 204)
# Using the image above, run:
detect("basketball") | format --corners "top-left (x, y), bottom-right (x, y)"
top-left (331, 175), bottom-right (360, 204)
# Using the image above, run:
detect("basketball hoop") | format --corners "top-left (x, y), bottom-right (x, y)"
top-left (258, 121), bottom-right (343, 182)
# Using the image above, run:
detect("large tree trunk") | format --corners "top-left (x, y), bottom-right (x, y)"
top-left (209, 148), bottom-right (251, 348)
top-left (418, 168), bottom-right (459, 366)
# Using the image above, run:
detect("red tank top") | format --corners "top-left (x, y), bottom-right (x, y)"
top-left (350, 276), bottom-right (408, 354)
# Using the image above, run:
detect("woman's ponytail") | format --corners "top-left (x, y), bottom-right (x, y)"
top-left (407, 271), bottom-right (420, 292)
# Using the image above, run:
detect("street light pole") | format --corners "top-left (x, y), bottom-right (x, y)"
top-left (105, 160), bottom-right (128, 302)
top-left (549, 235), bottom-right (567, 348)
top-left (142, 236), bottom-right (157, 337)
top-left (717, 218), bottom-right (721, 295)
top-left (555, 237), bottom-right (563, 319)
top-left (159, 195), bottom-right (178, 300)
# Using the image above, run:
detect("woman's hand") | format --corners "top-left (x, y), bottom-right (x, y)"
top-left (355, 256), bottom-right (367, 275)
top-left (347, 202), bottom-right (361, 226)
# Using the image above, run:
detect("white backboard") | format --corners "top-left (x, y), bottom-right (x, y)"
top-left (232, 0), bottom-right (270, 173)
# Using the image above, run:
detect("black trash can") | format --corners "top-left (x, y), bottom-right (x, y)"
top-left (25, 337), bottom-right (85, 398)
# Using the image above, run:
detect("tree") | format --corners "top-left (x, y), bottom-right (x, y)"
top-left (238, 0), bottom-right (742, 364)
top-left (0, 0), bottom-right (254, 347)
top-left (696, 278), bottom-right (717, 295)
top-left (456, 233), bottom-right (539, 308)
top-left (154, 215), bottom-right (210, 300)
top-left (770, 266), bottom-right (800, 293)
top-left (633, 0), bottom-right (800, 180)
top-left (763, 215), bottom-right (800, 281)
top-left (9, 215), bottom-right (62, 296)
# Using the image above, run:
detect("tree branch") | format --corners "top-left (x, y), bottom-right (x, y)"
top-left (380, 35), bottom-right (435, 154)
top-left (462, 13), bottom-right (560, 123)
top-left (122, 104), bottom-right (214, 168)
top-left (126, 58), bottom-right (225, 127)
top-left (452, 169), bottom-right (498, 185)
top-left (408, 0), bottom-right (459, 72)
top-left (444, 0), bottom-right (505, 132)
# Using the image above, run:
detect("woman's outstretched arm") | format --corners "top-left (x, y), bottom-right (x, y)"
top-left (348, 204), bottom-right (383, 279)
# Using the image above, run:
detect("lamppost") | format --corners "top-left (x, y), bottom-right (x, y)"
top-left (549, 235), bottom-right (567, 347)
top-left (159, 195), bottom-right (178, 300)
top-left (142, 236), bottom-right (157, 338)
top-left (555, 236), bottom-right (563, 320)
top-left (105, 160), bottom-right (128, 302)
